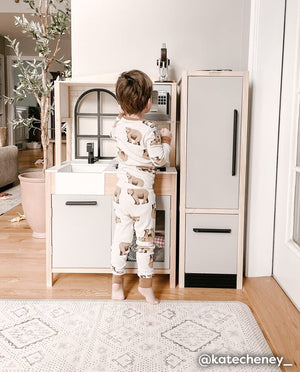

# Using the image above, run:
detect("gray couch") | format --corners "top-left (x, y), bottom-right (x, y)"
top-left (0, 146), bottom-right (18, 189)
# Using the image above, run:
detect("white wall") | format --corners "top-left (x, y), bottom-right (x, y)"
top-left (71, 0), bottom-right (251, 80)
top-left (246, 0), bottom-right (286, 276)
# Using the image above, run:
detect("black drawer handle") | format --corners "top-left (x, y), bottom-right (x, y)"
top-left (65, 201), bottom-right (98, 206)
top-left (232, 109), bottom-right (238, 176)
top-left (193, 228), bottom-right (231, 233)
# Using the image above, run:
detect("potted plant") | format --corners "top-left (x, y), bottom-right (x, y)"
top-left (2, 0), bottom-right (71, 238)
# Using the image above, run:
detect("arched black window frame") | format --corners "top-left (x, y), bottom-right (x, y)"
top-left (74, 88), bottom-right (118, 159)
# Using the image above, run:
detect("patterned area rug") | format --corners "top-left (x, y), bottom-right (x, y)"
top-left (0, 184), bottom-right (21, 216)
top-left (0, 300), bottom-right (279, 372)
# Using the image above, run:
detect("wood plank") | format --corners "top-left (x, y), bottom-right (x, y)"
top-left (188, 70), bottom-right (249, 78)
top-left (186, 208), bottom-right (239, 214)
top-left (169, 174), bottom-right (177, 288)
top-left (237, 71), bottom-right (249, 289)
top-left (179, 71), bottom-right (188, 288)
top-left (18, 148), bottom-right (43, 170)
top-left (104, 172), bottom-right (174, 195)
top-left (54, 81), bottom-right (62, 166)
top-left (65, 117), bottom-right (72, 161)
top-left (244, 277), bottom-right (300, 371)
top-left (45, 171), bottom-right (55, 287)
top-left (169, 82), bottom-right (177, 167)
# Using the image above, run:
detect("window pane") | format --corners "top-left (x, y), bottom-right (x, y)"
top-left (77, 117), bottom-right (97, 135)
top-left (100, 117), bottom-right (116, 135)
top-left (293, 173), bottom-right (300, 246)
top-left (100, 138), bottom-right (117, 157)
top-left (78, 92), bottom-right (97, 113)
top-left (77, 137), bottom-right (98, 157)
top-left (100, 92), bottom-right (118, 113)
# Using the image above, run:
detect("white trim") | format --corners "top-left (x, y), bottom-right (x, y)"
top-left (6, 55), bottom-right (43, 146)
top-left (273, 274), bottom-right (300, 311)
top-left (286, 95), bottom-right (300, 245)
top-left (285, 2), bottom-right (300, 257)
top-left (245, 0), bottom-right (286, 277)
top-left (285, 239), bottom-right (300, 259)
top-left (246, 0), bottom-right (261, 78)
top-left (273, 0), bottom-right (300, 309)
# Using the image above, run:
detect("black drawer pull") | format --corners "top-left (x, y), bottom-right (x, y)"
top-left (65, 201), bottom-right (98, 206)
top-left (193, 228), bottom-right (231, 233)
top-left (232, 109), bottom-right (238, 176)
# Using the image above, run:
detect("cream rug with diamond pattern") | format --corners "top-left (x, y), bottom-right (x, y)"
top-left (0, 300), bottom-right (279, 371)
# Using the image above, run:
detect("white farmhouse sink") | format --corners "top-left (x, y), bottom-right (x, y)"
top-left (54, 162), bottom-right (113, 195)
top-left (58, 163), bottom-right (110, 173)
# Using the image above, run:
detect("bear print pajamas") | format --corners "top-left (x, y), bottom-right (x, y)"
top-left (110, 117), bottom-right (171, 279)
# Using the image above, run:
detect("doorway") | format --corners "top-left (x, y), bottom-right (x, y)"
top-left (273, 0), bottom-right (300, 311)
top-left (7, 55), bottom-right (42, 148)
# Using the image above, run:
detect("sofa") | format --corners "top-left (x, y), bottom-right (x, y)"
top-left (0, 146), bottom-right (18, 189)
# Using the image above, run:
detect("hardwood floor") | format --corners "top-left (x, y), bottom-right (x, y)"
top-left (0, 149), bottom-right (298, 370)
top-left (0, 204), bottom-right (299, 371)
top-left (18, 148), bottom-right (43, 170)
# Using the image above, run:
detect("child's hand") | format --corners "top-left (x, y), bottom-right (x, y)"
top-left (160, 128), bottom-right (172, 138)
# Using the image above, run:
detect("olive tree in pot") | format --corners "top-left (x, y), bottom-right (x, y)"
top-left (3, 0), bottom-right (71, 238)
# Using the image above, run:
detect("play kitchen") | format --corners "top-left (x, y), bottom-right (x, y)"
top-left (45, 45), bottom-right (249, 290)
top-left (45, 78), bottom-right (178, 288)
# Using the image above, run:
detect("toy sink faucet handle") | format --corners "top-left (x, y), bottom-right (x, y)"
top-left (87, 142), bottom-right (98, 164)
top-left (157, 43), bottom-right (170, 82)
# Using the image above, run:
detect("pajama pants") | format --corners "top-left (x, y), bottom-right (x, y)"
top-left (111, 185), bottom-right (156, 278)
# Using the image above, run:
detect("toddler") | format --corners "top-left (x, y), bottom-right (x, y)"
top-left (110, 70), bottom-right (172, 305)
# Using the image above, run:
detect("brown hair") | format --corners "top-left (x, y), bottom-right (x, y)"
top-left (116, 70), bottom-right (153, 115)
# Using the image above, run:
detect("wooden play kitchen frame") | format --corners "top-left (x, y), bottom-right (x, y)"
top-left (179, 70), bottom-right (249, 290)
top-left (45, 79), bottom-right (178, 288)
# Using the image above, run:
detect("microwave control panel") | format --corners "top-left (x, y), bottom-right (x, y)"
top-left (146, 83), bottom-right (172, 121)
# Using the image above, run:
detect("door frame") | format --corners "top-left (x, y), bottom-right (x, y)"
top-left (284, 94), bottom-right (300, 261)
top-left (246, 0), bottom-right (286, 277)
top-left (273, 0), bottom-right (300, 310)
top-left (6, 55), bottom-right (42, 146)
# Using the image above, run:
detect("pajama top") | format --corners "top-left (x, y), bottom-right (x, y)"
top-left (110, 117), bottom-right (171, 189)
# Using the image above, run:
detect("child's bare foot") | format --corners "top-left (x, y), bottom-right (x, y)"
top-left (112, 283), bottom-right (125, 300)
top-left (138, 286), bottom-right (160, 305)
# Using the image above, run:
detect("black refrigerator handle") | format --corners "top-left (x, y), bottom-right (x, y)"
top-left (65, 201), bottom-right (98, 206)
top-left (193, 228), bottom-right (232, 233)
top-left (232, 109), bottom-right (238, 176)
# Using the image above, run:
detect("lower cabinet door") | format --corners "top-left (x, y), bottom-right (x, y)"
top-left (52, 194), bottom-right (112, 268)
top-left (185, 214), bottom-right (238, 275)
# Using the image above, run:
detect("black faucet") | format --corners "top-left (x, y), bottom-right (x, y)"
top-left (86, 143), bottom-right (98, 164)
